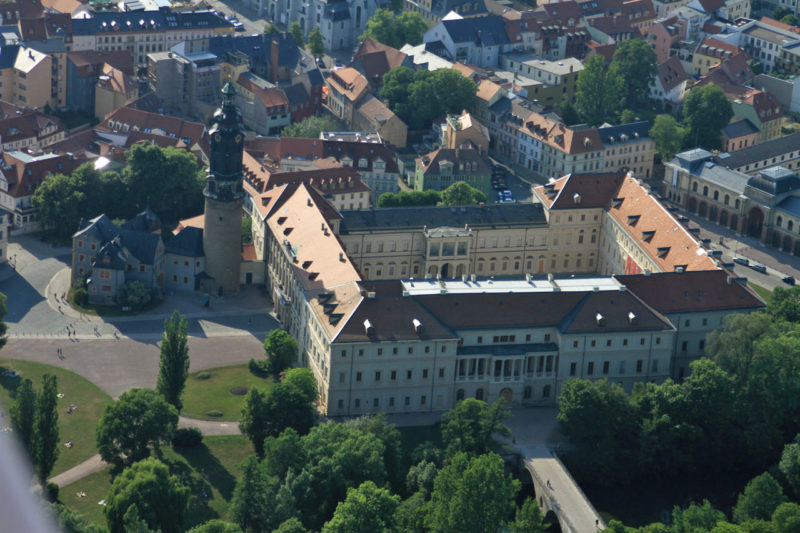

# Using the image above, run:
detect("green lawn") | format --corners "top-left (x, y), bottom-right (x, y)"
top-left (61, 435), bottom-right (254, 530)
top-left (748, 281), bottom-right (773, 303)
top-left (182, 365), bottom-right (274, 421)
top-left (0, 358), bottom-right (113, 476)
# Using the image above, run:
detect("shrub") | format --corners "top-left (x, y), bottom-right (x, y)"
top-left (206, 410), bottom-right (223, 418)
top-left (196, 371), bottom-right (211, 380)
top-left (72, 287), bottom-right (88, 306)
top-left (172, 427), bottom-right (203, 448)
top-left (116, 280), bottom-right (152, 310)
top-left (45, 482), bottom-right (60, 502)
top-left (248, 358), bottom-right (270, 376)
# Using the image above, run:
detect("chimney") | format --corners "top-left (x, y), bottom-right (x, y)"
top-left (269, 37), bottom-right (279, 84)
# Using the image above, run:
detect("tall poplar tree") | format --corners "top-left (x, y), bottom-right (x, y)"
top-left (157, 310), bottom-right (190, 412)
top-left (34, 374), bottom-right (59, 483)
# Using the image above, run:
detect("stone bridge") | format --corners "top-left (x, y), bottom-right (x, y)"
top-left (520, 444), bottom-right (605, 533)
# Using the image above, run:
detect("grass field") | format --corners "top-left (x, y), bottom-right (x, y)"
top-left (181, 365), bottom-right (274, 421)
top-left (61, 435), bottom-right (254, 529)
top-left (748, 281), bottom-right (773, 303)
top-left (0, 358), bottom-right (113, 476)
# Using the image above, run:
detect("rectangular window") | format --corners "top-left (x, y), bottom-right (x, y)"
top-left (338, 399), bottom-right (344, 409)
top-left (358, 349), bottom-right (364, 356)
top-left (341, 350), bottom-right (347, 358)
top-left (406, 370), bottom-right (412, 380)
top-left (375, 371), bottom-right (381, 381)
top-left (423, 369), bottom-right (429, 379)
top-left (339, 372), bottom-right (345, 383)
top-left (603, 361), bottom-right (610, 374)
top-left (439, 368), bottom-right (445, 378)
top-left (377, 348), bottom-right (383, 355)
top-left (636, 360), bottom-right (643, 373)
top-left (373, 398), bottom-right (379, 408)
top-left (570, 362), bottom-right (577, 376)
top-left (652, 359), bottom-right (659, 372)
top-left (408, 347), bottom-right (413, 354)
top-left (356, 372), bottom-right (362, 382)
top-left (389, 397), bottom-right (395, 407)
top-left (405, 396), bottom-right (410, 406)
top-left (477, 336), bottom-right (483, 344)
top-left (619, 360), bottom-right (626, 374)
top-left (355, 399), bottom-right (360, 408)
top-left (421, 395), bottom-right (426, 405)
top-left (573, 340), bottom-right (578, 348)
top-left (391, 370), bottom-right (397, 381)
top-left (587, 362), bottom-right (594, 375)
top-left (699, 340), bottom-right (705, 350)
top-left (681, 341), bottom-right (688, 351)
top-left (544, 334), bottom-right (551, 342)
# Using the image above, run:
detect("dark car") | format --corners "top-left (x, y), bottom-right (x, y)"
top-left (316, 57), bottom-right (327, 68)
top-left (783, 276), bottom-right (796, 286)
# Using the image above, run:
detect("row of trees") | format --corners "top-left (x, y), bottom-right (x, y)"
top-left (559, 286), bottom-right (800, 507)
top-left (381, 67), bottom-right (478, 129)
top-left (10, 373), bottom-right (60, 485)
top-left (233, 397), bottom-right (543, 533)
top-left (377, 181), bottom-right (488, 208)
top-left (288, 23), bottom-right (325, 59)
top-left (32, 143), bottom-right (206, 239)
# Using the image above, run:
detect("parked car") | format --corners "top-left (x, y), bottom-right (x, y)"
top-left (234, 23), bottom-right (245, 31)
top-left (733, 256), bottom-right (749, 266)
top-left (316, 57), bottom-right (326, 68)
top-left (783, 276), bottom-right (796, 286)
top-left (749, 263), bottom-right (767, 273)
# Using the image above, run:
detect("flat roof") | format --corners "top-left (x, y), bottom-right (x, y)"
top-left (400, 276), bottom-right (625, 295)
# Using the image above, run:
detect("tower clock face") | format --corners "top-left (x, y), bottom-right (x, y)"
top-left (235, 134), bottom-right (243, 143)
top-left (214, 133), bottom-right (222, 142)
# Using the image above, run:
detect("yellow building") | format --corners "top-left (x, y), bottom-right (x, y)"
top-left (0, 46), bottom-right (52, 109)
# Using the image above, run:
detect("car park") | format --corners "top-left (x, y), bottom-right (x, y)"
top-left (733, 257), bottom-right (749, 266)
top-left (749, 263), bottom-right (767, 273)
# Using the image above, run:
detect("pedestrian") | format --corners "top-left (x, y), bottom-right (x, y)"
top-left (58, 305), bottom-right (62, 313)
top-left (596, 519), bottom-right (600, 528)
top-left (547, 480), bottom-right (552, 489)
top-left (61, 292), bottom-right (65, 300)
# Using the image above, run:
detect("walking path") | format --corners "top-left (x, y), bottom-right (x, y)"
top-left (48, 416), bottom-right (242, 487)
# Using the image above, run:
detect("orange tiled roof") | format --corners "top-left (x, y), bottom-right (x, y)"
top-left (327, 67), bottom-right (370, 103)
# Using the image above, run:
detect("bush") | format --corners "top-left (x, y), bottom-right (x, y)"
top-left (248, 358), bottom-right (270, 376)
top-left (206, 410), bottom-right (223, 418)
top-left (172, 427), bottom-right (203, 448)
top-left (72, 287), bottom-right (88, 306)
top-left (116, 280), bottom-right (152, 310)
top-left (45, 482), bottom-right (60, 502)
top-left (196, 371), bottom-right (211, 380)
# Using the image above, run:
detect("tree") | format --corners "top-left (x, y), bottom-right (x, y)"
top-left (105, 458), bottom-right (190, 533)
top-left (34, 374), bottom-right (59, 483)
top-left (242, 216), bottom-right (252, 244)
top-left (650, 114), bottom-right (685, 162)
top-left (440, 181), bottom-right (487, 206)
top-left (31, 173), bottom-right (84, 239)
top-left (609, 39), bottom-right (657, 111)
top-left (122, 143), bottom-right (205, 224)
top-left (289, 22), bottom-right (304, 46)
top-left (264, 381), bottom-right (317, 436)
top-left (779, 436), bottom-right (800, 496)
top-left (769, 286), bottom-right (800, 322)
top-left (282, 368), bottom-right (318, 404)
top-left (264, 329), bottom-right (298, 377)
top-left (575, 55), bottom-right (622, 126)
top-left (10, 378), bottom-right (36, 457)
top-left (361, 9), bottom-right (427, 48)
top-left (511, 499), bottom-right (547, 533)
top-left (378, 189), bottom-right (441, 207)
top-left (308, 28), bottom-right (326, 58)
top-left (263, 428), bottom-right (306, 480)
top-left (426, 452), bottom-right (520, 533)
top-left (442, 398), bottom-right (510, 457)
top-left (347, 413), bottom-right (403, 492)
top-left (781, 14), bottom-right (800, 26)
top-left (188, 520), bottom-right (243, 533)
top-left (274, 518), bottom-right (308, 533)
top-left (558, 101), bottom-right (581, 126)
top-left (733, 473), bottom-right (787, 523)
top-left (229, 456), bottom-right (282, 533)
top-left (672, 500), bottom-right (727, 533)
top-left (772, 503), bottom-right (800, 533)
top-left (240, 388), bottom-right (270, 458)
top-left (157, 310), bottom-right (190, 412)
top-left (264, 23), bottom-right (281, 35)
top-left (116, 280), bottom-right (152, 309)
top-left (96, 388), bottom-right (179, 468)
top-left (322, 481), bottom-right (400, 533)
top-left (48, 502), bottom-right (107, 533)
top-left (682, 84), bottom-right (734, 150)
top-left (0, 292), bottom-right (7, 350)
top-left (282, 115), bottom-right (340, 138)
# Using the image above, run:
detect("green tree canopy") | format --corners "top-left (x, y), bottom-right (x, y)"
top-left (381, 67), bottom-right (478, 129)
top-left (442, 398), bottom-right (510, 457)
top-left (322, 480), bottom-right (400, 533)
top-left (282, 368), bottom-right (318, 404)
top-left (772, 502), bottom-right (800, 533)
top-left (122, 143), bottom-right (205, 224)
top-left (378, 189), bottom-right (441, 207)
top-left (274, 518), bottom-right (309, 533)
top-left (779, 436), bottom-right (800, 497)
top-left (575, 55), bottom-right (623, 126)
top-left (105, 458), bottom-right (190, 533)
top-left (229, 455), bottom-right (293, 533)
top-left (609, 39), bottom-right (658, 111)
top-left (672, 500), bottom-right (727, 533)
top-left (426, 452), bottom-right (520, 533)
top-left (361, 9), bottom-right (427, 48)
top-left (34, 374), bottom-right (59, 483)
top-left (263, 428), bottom-right (306, 480)
top-left (264, 329), bottom-right (298, 377)
top-left (650, 114), bottom-right (686, 162)
top-left (10, 377), bottom-right (36, 458)
top-left (682, 84), bottom-right (734, 151)
top-left (733, 473), bottom-right (787, 523)
top-left (96, 388), bottom-right (179, 468)
top-left (289, 22), bottom-right (304, 46)
top-left (308, 27), bottom-right (326, 58)
top-left (440, 181), bottom-right (487, 206)
top-left (157, 310), bottom-right (190, 412)
top-left (511, 498), bottom-right (547, 533)
top-left (282, 115), bottom-right (340, 138)
top-left (188, 520), bottom-right (243, 533)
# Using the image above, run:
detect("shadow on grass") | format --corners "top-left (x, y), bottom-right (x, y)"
top-left (0, 366), bottom-right (23, 399)
top-left (174, 443), bottom-right (238, 501)
top-left (160, 450), bottom-right (221, 529)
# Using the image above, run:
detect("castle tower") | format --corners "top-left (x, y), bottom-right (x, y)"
top-left (202, 82), bottom-right (245, 296)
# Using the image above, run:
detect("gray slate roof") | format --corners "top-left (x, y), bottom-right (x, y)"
top-left (717, 133), bottom-right (800, 170)
top-left (723, 119), bottom-right (759, 139)
top-left (440, 16), bottom-right (510, 46)
top-left (165, 226), bottom-right (204, 257)
top-left (71, 11), bottom-right (232, 36)
top-left (339, 203), bottom-right (546, 233)
top-left (597, 121), bottom-right (652, 145)
top-left (73, 214), bottom-right (120, 241)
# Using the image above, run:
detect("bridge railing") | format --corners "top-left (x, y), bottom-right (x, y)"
top-left (551, 448), bottom-right (606, 530)
top-left (523, 456), bottom-right (581, 533)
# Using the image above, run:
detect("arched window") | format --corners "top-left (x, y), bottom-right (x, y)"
top-left (703, 186), bottom-right (709, 196)
top-left (692, 182), bottom-right (698, 192)
top-left (789, 221), bottom-right (794, 232)
top-left (735, 199), bottom-right (741, 209)
top-left (713, 190), bottom-right (719, 201)
top-left (777, 216), bottom-right (783, 228)
top-left (724, 194), bottom-right (730, 205)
